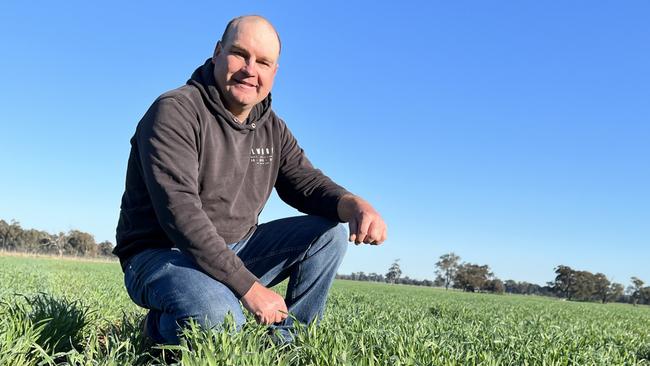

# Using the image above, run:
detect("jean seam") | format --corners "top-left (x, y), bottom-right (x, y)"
top-left (289, 260), bottom-right (302, 307)
top-left (146, 262), bottom-right (182, 340)
top-left (288, 231), bottom-right (325, 302)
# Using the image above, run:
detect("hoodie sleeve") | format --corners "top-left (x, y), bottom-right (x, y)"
top-left (135, 95), bottom-right (258, 297)
top-left (274, 121), bottom-right (351, 221)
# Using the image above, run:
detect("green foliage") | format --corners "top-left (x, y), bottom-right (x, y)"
top-left (28, 292), bottom-right (93, 354)
top-left (1, 255), bottom-right (650, 365)
top-left (0, 299), bottom-right (53, 365)
top-left (435, 252), bottom-right (460, 290)
top-left (453, 263), bottom-right (493, 292)
top-left (385, 258), bottom-right (402, 284)
top-left (0, 217), bottom-right (115, 257)
top-left (164, 317), bottom-right (290, 365)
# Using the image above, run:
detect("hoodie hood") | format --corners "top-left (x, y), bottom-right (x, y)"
top-left (187, 58), bottom-right (272, 131)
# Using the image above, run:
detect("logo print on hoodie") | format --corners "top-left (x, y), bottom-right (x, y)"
top-left (250, 147), bottom-right (274, 166)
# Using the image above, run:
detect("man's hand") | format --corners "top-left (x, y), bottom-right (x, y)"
top-left (337, 194), bottom-right (387, 245)
top-left (241, 281), bottom-right (288, 325)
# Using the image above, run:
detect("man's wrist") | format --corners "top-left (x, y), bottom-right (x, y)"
top-left (337, 194), bottom-right (361, 222)
top-left (242, 281), bottom-right (261, 301)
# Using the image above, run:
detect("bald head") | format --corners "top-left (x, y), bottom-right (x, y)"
top-left (220, 15), bottom-right (281, 55)
top-left (212, 15), bottom-right (281, 122)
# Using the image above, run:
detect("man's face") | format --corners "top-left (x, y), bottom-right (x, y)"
top-left (212, 19), bottom-right (280, 115)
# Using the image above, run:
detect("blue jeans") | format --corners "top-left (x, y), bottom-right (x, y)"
top-left (123, 215), bottom-right (347, 344)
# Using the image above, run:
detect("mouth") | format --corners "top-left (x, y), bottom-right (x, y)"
top-left (232, 78), bottom-right (257, 89)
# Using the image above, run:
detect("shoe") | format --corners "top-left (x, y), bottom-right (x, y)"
top-left (268, 325), bottom-right (295, 346)
top-left (138, 313), bottom-right (178, 363)
top-left (139, 312), bottom-right (156, 349)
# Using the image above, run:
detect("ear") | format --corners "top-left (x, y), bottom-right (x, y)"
top-left (272, 63), bottom-right (279, 77)
top-left (212, 41), bottom-right (223, 63)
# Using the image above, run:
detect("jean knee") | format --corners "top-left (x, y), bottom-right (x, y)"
top-left (169, 281), bottom-right (246, 333)
top-left (194, 292), bottom-right (246, 330)
top-left (323, 223), bottom-right (348, 260)
top-left (190, 305), bottom-right (246, 331)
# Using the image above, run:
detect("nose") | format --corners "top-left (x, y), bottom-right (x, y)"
top-left (241, 59), bottom-right (258, 76)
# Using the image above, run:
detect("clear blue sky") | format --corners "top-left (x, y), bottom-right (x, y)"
top-left (1, 1), bottom-right (648, 286)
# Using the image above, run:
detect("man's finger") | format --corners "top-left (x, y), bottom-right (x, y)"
top-left (380, 226), bottom-right (387, 243)
top-left (375, 222), bottom-right (388, 244)
top-left (355, 215), bottom-right (371, 244)
top-left (364, 221), bottom-right (381, 244)
top-left (348, 220), bottom-right (359, 243)
top-left (255, 312), bottom-right (267, 325)
top-left (369, 220), bottom-right (387, 245)
top-left (274, 311), bottom-right (286, 324)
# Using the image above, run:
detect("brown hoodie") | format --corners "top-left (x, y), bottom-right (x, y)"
top-left (114, 59), bottom-right (349, 297)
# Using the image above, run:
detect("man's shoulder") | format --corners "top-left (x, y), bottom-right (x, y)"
top-left (266, 109), bottom-right (287, 129)
top-left (155, 84), bottom-right (202, 110)
top-left (134, 85), bottom-right (205, 134)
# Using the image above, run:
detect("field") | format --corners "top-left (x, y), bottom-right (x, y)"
top-left (1, 255), bottom-right (649, 365)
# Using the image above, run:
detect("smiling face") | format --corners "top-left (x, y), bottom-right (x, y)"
top-left (212, 17), bottom-right (280, 122)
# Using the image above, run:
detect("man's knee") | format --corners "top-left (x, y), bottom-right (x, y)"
top-left (149, 262), bottom-right (247, 336)
top-left (175, 285), bottom-right (246, 331)
top-left (310, 221), bottom-right (348, 262)
top-left (179, 307), bottom-right (246, 332)
top-left (155, 284), bottom-right (246, 344)
top-left (328, 223), bottom-right (348, 256)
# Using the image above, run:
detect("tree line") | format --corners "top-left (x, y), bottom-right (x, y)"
top-left (549, 265), bottom-right (649, 305)
top-left (4, 218), bottom-right (648, 306)
top-left (337, 259), bottom-right (438, 287)
top-left (339, 252), bottom-right (649, 306)
top-left (337, 255), bottom-right (508, 292)
top-left (0, 219), bottom-right (114, 257)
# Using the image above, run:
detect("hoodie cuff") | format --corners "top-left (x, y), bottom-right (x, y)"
top-left (224, 265), bottom-right (259, 298)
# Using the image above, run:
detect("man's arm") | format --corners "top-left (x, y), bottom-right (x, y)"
top-left (137, 96), bottom-right (288, 325)
top-left (274, 121), bottom-right (350, 220)
top-left (274, 119), bottom-right (387, 245)
top-left (135, 96), bottom-right (258, 297)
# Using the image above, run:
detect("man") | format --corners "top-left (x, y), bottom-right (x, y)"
top-left (113, 15), bottom-right (386, 345)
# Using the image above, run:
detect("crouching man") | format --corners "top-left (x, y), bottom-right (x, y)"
top-left (113, 15), bottom-right (387, 344)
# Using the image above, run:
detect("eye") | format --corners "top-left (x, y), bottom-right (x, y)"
top-left (230, 48), bottom-right (248, 59)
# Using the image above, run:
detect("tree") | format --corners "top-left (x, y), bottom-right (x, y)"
top-left (435, 252), bottom-right (460, 290)
top-left (593, 273), bottom-right (611, 303)
top-left (386, 259), bottom-right (402, 284)
top-left (0, 219), bottom-right (22, 250)
top-left (66, 230), bottom-right (97, 256)
top-left (368, 273), bottom-right (384, 282)
top-left (505, 280), bottom-right (550, 296)
top-left (18, 228), bottom-right (45, 252)
top-left (629, 277), bottom-right (645, 306)
top-left (551, 265), bottom-right (578, 300)
top-left (98, 241), bottom-right (114, 257)
top-left (453, 263), bottom-right (492, 292)
top-left (483, 278), bottom-right (505, 294)
top-left (573, 270), bottom-right (597, 301)
top-left (51, 232), bottom-right (68, 256)
top-left (608, 283), bottom-right (624, 303)
top-left (0, 217), bottom-right (114, 258)
top-left (640, 287), bottom-right (650, 305)
top-left (504, 280), bottom-right (518, 293)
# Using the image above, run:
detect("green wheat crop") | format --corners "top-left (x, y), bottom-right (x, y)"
top-left (1, 255), bottom-right (649, 365)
